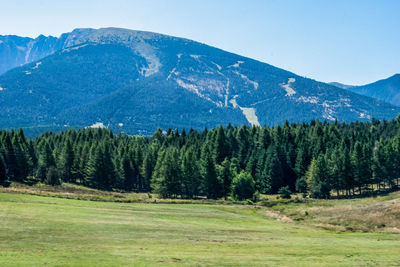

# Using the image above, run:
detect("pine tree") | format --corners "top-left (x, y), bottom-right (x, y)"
top-left (383, 141), bottom-right (397, 188)
top-left (306, 156), bottom-right (331, 198)
top-left (229, 157), bottom-right (240, 175)
top-left (74, 144), bottom-right (90, 184)
top-left (100, 142), bottom-right (116, 190)
top-left (12, 139), bottom-right (29, 181)
top-left (85, 145), bottom-right (103, 188)
top-left (26, 139), bottom-right (37, 176)
top-left (120, 154), bottom-right (136, 191)
top-left (202, 148), bottom-right (222, 199)
top-left (214, 126), bottom-right (228, 164)
top-left (0, 154), bottom-right (6, 184)
top-left (305, 158), bottom-right (317, 197)
top-left (85, 143), bottom-right (115, 190)
top-left (254, 148), bottom-right (266, 192)
top-left (391, 135), bottom-right (400, 187)
top-left (351, 141), bottom-right (370, 194)
top-left (58, 139), bottom-right (74, 182)
top-left (181, 148), bottom-right (202, 198)
top-left (141, 149), bottom-right (157, 192)
top-left (338, 145), bottom-right (353, 196)
top-left (151, 148), bottom-right (182, 198)
top-left (245, 151), bottom-right (258, 180)
top-left (263, 146), bottom-right (283, 194)
top-left (372, 141), bottom-right (386, 191)
top-left (36, 139), bottom-right (56, 180)
top-left (3, 134), bottom-right (18, 181)
top-left (218, 158), bottom-right (233, 197)
top-left (294, 144), bottom-right (308, 178)
top-left (295, 176), bottom-right (308, 197)
top-left (236, 126), bottom-right (249, 168)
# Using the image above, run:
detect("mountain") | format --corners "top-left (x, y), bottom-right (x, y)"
top-left (346, 74), bottom-right (400, 106)
top-left (328, 82), bottom-right (354, 90)
top-left (0, 28), bottom-right (399, 135)
top-left (0, 34), bottom-right (67, 75)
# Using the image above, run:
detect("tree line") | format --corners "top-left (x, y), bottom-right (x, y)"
top-left (1, 117), bottom-right (400, 199)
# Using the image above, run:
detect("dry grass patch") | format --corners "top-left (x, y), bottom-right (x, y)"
top-left (265, 210), bottom-right (294, 223)
top-left (271, 191), bottom-right (400, 233)
top-left (0, 183), bottom-right (235, 205)
top-left (310, 199), bottom-right (400, 233)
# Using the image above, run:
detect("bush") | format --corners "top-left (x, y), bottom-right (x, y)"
top-left (0, 179), bottom-right (11, 187)
top-left (310, 181), bottom-right (330, 199)
top-left (252, 190), bottom-right (260, 202)
top-left (45, 167), bottom-right (61, 186)
top-left (231, 171), bottom-right (255, 201)
top-left (246, 199), bottom-right (254, 205)
top-left (278, 186), bottom-right (292, 199)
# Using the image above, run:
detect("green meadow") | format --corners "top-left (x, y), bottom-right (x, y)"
top-left (0, 190), bottom-right (399, 266)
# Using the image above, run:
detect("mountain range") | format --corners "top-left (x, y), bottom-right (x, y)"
top-left (346, 74), bottom-right (400, 107)
top-left (0, 27), bottom-right (399, 135)
top-left (328, 82), bottom-right (354, 90)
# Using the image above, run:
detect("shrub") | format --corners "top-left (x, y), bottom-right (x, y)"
top-left (0, 179), bottom-right (11, 187)
top-left (246, 199), bottom-right (254, 205)
top-left (278, 186), bottom-right (292, 199)
top-left (252, 190), bottom-right (260, 202)
top-left (231, 171), bottom-right (255, 201)
top-left (310, 181), bottom-right (330, 199)
top-left (45, 167), bottom-right (61, 186)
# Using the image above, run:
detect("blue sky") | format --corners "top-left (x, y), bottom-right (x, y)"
top-left (1, 0), bottom-right (399, 85)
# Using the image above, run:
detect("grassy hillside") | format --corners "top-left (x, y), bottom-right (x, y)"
top-left (268, 191), bottom-right (400, 233)
top-left (0, 189), bottom-right (399, 266)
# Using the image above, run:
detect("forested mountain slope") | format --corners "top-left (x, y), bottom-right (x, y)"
top-left (0, 28), bottom-right (399, 134)
top-left (347, 74), bottom-right (400, 106)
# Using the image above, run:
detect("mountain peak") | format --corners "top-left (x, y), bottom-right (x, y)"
top-left (68, 27), bottom-right (172, 42)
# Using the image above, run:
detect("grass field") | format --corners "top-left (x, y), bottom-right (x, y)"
top-left (0, 189), bottom-right (399, 266)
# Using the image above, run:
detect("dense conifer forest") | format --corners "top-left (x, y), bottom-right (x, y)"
top-left (1, 117), bottom-right (400, 199)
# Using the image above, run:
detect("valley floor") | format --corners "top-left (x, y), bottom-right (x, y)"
top-left (0, 188), bottom-right (399, 266)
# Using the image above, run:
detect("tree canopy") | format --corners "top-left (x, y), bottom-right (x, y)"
top-left (1, 117), bottom-right (400, 199)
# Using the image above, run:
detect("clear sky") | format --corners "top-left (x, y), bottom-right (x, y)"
top-left (1, 0), bottom-right (399, 85)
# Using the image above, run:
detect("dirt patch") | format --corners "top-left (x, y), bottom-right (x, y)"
top-left (265, 210), bottom-right (293, 223)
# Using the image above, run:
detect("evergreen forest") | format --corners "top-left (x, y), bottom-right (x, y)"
top-left (1, 117), bottom-right (400, 200)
